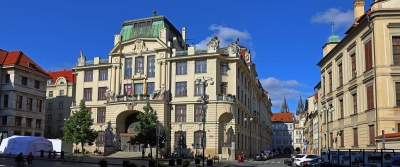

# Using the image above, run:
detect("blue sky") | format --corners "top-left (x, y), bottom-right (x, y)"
top-left (0, 0), bottom-right (361, 112)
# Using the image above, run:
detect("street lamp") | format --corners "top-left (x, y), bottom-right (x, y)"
top-left (195, 76), bottom-right (213, 167)
top-left (321, 105), bottom-right (334, 149)
top-left (244, 117), bottom-right (253, 160)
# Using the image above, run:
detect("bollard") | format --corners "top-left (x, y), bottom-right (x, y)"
top-left (61, 151), bottom-right (64, 159)
top-left (53, 151), bottom-right (56, 158)
top-left (48, 150), bottom-right (51, 158)
top-left (40, 150), bottom-right (44, 158)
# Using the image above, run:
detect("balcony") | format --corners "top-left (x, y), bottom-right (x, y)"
top-left (116, 95), bottom-right (150, 102)
top-left (217, 94), bottom-right (236, 102)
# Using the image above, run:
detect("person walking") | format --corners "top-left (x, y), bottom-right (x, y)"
top-left (27, 152), bottom-right (34, 166)
top-left (142, 149), bottom-right (145, 159)
top-left (15, 152), bottom-right (24, 166)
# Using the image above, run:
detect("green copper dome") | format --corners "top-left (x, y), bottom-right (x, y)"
top-left (326, 34), bottom-right (341, 43)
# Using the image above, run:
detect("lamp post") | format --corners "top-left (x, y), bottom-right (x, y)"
top-left (321, 105), bottom-right (334, 149)
top-left (179, 124), bottom-right (186, 158)
top-left (244, 117), bottom-right (253, 160)
top-left (195, 76), bottom-right (213, 167)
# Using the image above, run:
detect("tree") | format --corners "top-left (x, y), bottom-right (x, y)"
top-left (130, 102), bottom-right (168, 157)
top-left (62, 99), bottom-right (98, 154)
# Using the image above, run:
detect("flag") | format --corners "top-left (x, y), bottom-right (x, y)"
top-left (118, 80), bottom-right (122, 95)
top-left (144, 82), bottom-right (147, 94)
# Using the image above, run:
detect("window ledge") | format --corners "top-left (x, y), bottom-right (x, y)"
top-left (365, 108), bottom-right (375, 113)
top-left (338, 118), bottom-right (344, 120)
top-left (351, 145), bottom-right (359, 148)
top-left (367, 144), bottom-right (376, 147)
top-left (175, 96), bottom-right (188, 97)
top-left (339, 146), bottom-right (345, 149)
top-left (350, 113), bottom-right (358, 117)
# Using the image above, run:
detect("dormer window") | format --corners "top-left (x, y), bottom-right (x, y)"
top-left (28, 62), bottom-right (35, 68)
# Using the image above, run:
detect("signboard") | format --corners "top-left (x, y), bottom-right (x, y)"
top-left (156, 123), bottom-right (163, 137)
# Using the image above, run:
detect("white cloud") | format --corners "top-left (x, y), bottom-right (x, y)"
top-left (311, 8), bottom-right (354, 28)
top-left (259, 77), bottom-right (302, 103)
top-left (195, 25), bottom-right (251, 49)
top-left (271, 100), bottom-right (282, 109)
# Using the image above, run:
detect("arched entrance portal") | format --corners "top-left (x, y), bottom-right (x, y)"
top-left (117, 110), bottom-right (142, 152)
top-left (284, 147), bottom-right (292, 154)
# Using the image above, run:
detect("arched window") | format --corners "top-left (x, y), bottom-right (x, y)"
top-left (174, 131), bottom-right (186, 148)
top-left (194, 130), bottom-right (206, 148)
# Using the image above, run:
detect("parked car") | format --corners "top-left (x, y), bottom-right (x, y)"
top-left (300, 158), bottom-right (322, 167)
top-left (254, 154), bottom-right (264, 161)
top-left (273, 151), bottom-right (279, 156)
top-left (293, 154), bottom-right (320, 167)
top-left (284, 158), bottom-right (294, 166)
top-left (292, 151), bottom-right (300, 158)
top-left (268, 152), bottom-right (274, 158)
top-left (261, 150), bottom-right (272, 160)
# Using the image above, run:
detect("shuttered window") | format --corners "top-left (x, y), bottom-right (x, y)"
top-left (367, 85), bottom-right (374, 110)
top-left (353, 128), bottom-right (358, 146)
top-left (338, 64), bottom-right (343, 86)
top-left (329, 72), bottom-right (332, 92)
top-left (330, 133), bottom-right (333, 147)
top-left (396, 83), bottom-right (400, 106)
top-left (369, 125), bottom-right (375, 145)
top-left (365, 41), bottom-right (373, 70)
top-left (340, 100), bottom-right (344, 118)
top-left (353, 94), bottom-right (358, 114)
top-left (340, 131), bottom-right (344, 147)
top-left (392, 37), bottom-right (400, 65)
top-left (352, 54), bottom-right (357, 79)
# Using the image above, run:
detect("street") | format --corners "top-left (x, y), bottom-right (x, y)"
top-left (223, 154), bottom-right (291, 167)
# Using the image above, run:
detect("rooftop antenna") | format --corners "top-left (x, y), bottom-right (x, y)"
top-left (331, 22), bottom-right (335, 35)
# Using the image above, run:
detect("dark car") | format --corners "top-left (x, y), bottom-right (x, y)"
top-left (300, 158), bottom-right (322, 167)
top-left (284, 158), bottom-right (294, 166)
top-left (254, 154), bottom-right (264, 161)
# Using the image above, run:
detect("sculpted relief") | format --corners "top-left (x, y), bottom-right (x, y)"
top-left (132, 39), bottom-right (148, 56)
top-left (207, 35), bottom-right (220, 51)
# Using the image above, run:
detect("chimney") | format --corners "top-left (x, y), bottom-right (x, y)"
top-left (353, 0), bottom-right (365, 23)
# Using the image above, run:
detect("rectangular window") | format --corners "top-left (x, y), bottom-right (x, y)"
top-left (340, 100), bottom-right (343, 118)
top-left (353, 93), bottom-right (357, 114)
top-left (396, 82), bottom-right (400, 106)
top-left (175, 131), bottom-right (187, 148)
top-left (3, 95), bottom-right (8, 108)
top-left (329, 72), bottom-right (332, 92)
top-left (99, 69), bottom-right (108, 81)
top-left (58, 102), bottom-right (63, 109)
top-left (36, 119), bottom-right (41, 128)
top-left (58, 114), bottom-right (63, 120)
top-left (47, 114), bottom-right (52, 121)
top-left (365, 40), bottom-right (373, 70)
top-left (195, 60), bottom-right (207, 73)
top-left (367, 85), bottom-right (374, 110)
top-left (5, 74), bottom-right (10, 83)
top-left (338, 64), bottom-right (343, 86)
top-left (351, 54), bottom-right (357, 79)
top-left (16, 95), bottom-right (22, 109)
top-left (146, 82), bottom-right (154, 95)
top-left (194, 105), bottom-right (206, 122)
top-left (369, 125), bottom-right (375, 145)
top-left (175, 105), bottom-right (186, 122)
top-left (147, 55), bottom-right (155, 77)
top-left (36, 99), bottom-right (42, 112)
top-left (135, 57), bottom-right (144, 73)
top-left (26, 118), bottom-right (31, 127)
top-left (58, 126), bottom-right (62, 133)
top-left (98, 87), bottom-right (107, 100)
top-left (34, 80), bottom-right (40, 89)
top-left (97, 107), bottom-right (106, 123)
top-left (330, 133), bottom-right (333, 147)
top-left (176, 61), bottom-right (187, 75)
top-left (220, 82), bottom-right (228, 95)
top-left (2, 116), bottom-right (7, 125)
top-left (125, 58), bottom-right (132, 79)
top-left (97, 132), bottom-right (105, 147)
top-left (134, 83), bottom-right (143, 95)
top-left (176, 82), bottom-right (187, 96)
top-left (353, 128), bottom-right (358, 146)
top-left (15, 117), bottom-right (21, 126)
top-left (48, 102), bottom-right (52, 109)
top-left (194, 131), bottom-right (206, 148)
top-left (392, 37), bottom-right (400, 65)
top-left (84, 70), bottom-right (93, 82)
top-left (194, 83), bottom-right (204, 96)
top-left (47, 126), bottom-right (51, 133)
top-left (27, 98), bottom-right (32, 111)
top-left (49, 91), bottom-right (53, 97)
top-left (59, 90), bottom-right (64, 96)
top-left (340, 131), bottom-right (344, 147)
top-left (84, 88), bottom-right (92, 101)
top-left (21, 76), bottom-right (27, 86)
top-left (220, 62), bottom-right (228, 74)
top-left (323, 76), bottom-right (326, 95)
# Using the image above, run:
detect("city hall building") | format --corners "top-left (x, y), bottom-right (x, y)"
top-left (70, 12), bottom-right (273, 159)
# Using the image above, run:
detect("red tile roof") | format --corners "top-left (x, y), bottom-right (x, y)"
top-left (0, 49), bottom-right (49, 77)
top-left (48, 69), bottom-right (76, 84)
top-left (271, 113), bottom-right (294, 123)
top-left (314, 93), bottom-right (318, 101)
top-left (375, 132), bottom-right (400, 139)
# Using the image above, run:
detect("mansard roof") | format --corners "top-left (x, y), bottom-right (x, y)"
top-left (0, 49), bottom-right (49, 77)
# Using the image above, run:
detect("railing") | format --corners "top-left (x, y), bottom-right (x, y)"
top-left (99, 59), bottom-right (109, 64)
top-left (218, 48), bottom-right (229, 55)
top-left (176, 51), bottom-right (188, 56)
top-left (217, 95), bottom-right (236, 102)
top-left (85, 61), bottom-right (94, 65)
top-left (115, 95), bottom-right (152, 102)
top-left (195, 49), bottom-right (207, 55)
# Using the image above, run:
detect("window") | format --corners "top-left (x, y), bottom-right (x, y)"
top-left (369, 125), bottom-right (375, 145)
top-left (135, 57), bottom-right (144, 73)
top-left (195, 60), bottom-right (207, 73)
top-left (396, 82), bottom-right (400, 106)
top-left (36, 120), bottom-right (41, 128)
top-left (194, 82), bottom-right (204, 96)
top-left (47, 114), bottom-right (52, 121)
top-left (175, 131), bottom-right (187, 148)
top-left (329, 72), bottom-right (332, 92)
top-left (392, 37), bottom-right (400, 65)
top-left (176, 61), bottom-right (187, 75)
top-left (220, 62), bottom-right (228, 74)
top-left (58, 126), bottom-right (62, 133)
top-left (58, 102), bottom-right (63, 109)
top-left (338, 64), bottom-right (343, 86)
top-left (340, 131), bottom-right (344, 147)
top-left (323, 76), bottom-right (326, 95)
top-left (146, 82), bottom-right (155, 95)
top-left (2, 116), bottom-right (7, 125)
top-left (97, 107), bottom-right (106, 123)
top-left (351, 54), bottom-right (357, 79)
top-left (34, 80), bottom-right (40, 89)
top-left (367, 85), bottom-right (374, 110)
top-left (48, 102), bottom-right (52, 109)
top-left (339, 100), bottom-right (343, 118)
top-left (352, 93), bottom-right (357, 114)
top-left (49, 91), bottom-right (53, 97)
top-left (36, 99), bottom-right (42, 112)
top-left (147, 55), bottom-right (155, 77)
top-left (47, 126), bottom-right (51, 133)
top-left (58, 114), bottom-right (63, 120)
top-left (59, 90), bottom-right (64, 96)
top-left (398, 123), bottom-right (400, 133)
top-left (176, 82), bottom-right (187, 96)
top-left (220, 82), bottom-right (228, 95)
top-left (15, 117), bottom-right (21, 126)
top-left (21, 76), bottom-right (27, 86)
top-left (97, 132), bottom-right (105, 147)
top-left (84, 70), bottom-right (93, 82)
top-left (365, 41), bottom-right (373, 70)
top-left (98, 87), bottom-right (107, 100)
top-left (27, 98), bottom-right (32, 111)
top-left (99, 69), bottom-right (108, 81)
top-left (3, 95), bottom-right (8, 108)
top-left (175, 105), bottom-right (186, 122)
top-left (5, 74), bottom-right (10, 83)
top-left (194, 130), bottom-right (206, 148)
top-left (353, 128), bottom-right (358, 146)
top-left (16, 95), bottom-right (22, 109)
top-left (125, 58), bottom-right (132, 79)
top-left (330, 133), bottom-right (333, 147)
top-left (194, 105), bottom-right (206, 122)
top-left (84, 88), bottom-right (92, 101)
top-left (26, 118), bottom-right (31, 127)
top-left (134, 83), bottom-right (143, 95)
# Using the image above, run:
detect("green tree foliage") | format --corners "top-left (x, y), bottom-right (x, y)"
top-left (130, 102), bottom-right (168, 156)
top-left (62, 99), bottom-right (98, 154)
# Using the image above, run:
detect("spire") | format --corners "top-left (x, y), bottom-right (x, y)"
top-left (331, 22), bottom-right (335, 36)
top-left (280, 96), bottom-right (290, 113)
top-left (79, 50), bottom-right (84, 57)
top-left (296, 95), bottom-right (305, 116)
top-left (326, 22), bottom-right (341, 43)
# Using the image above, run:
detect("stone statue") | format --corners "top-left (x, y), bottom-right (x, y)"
top-left (207, 35), bottom-right (220, 50)
top-left (245, 50), bottom-right (251, 62)
top-left (151, 84), bottom-right (166, 100)
top-left (228, 38), bottom-right (239, 55)
top-left (105, 87), bottom-right (116, 102)
top-left (226, 126), bottom-right (234, 145)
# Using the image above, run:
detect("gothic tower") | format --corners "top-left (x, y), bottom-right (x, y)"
top-left (296, 95), bottom-right (305, 117)
top-left (280, 96), bottom-right (289, 113)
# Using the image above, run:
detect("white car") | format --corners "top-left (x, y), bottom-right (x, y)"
top-left (293, 154), bottom-right (319, 167)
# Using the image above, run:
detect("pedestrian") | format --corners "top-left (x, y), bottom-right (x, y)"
top-left (27, 152), bottom-right (34, 166)
top-left (142, 149), bottom-right (145, 159)
top-left (15, 152), bottom-right (24, 166)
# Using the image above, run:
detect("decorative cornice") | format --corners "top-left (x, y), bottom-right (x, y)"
top-left (348, 82), bottom-right (358, 91)
top-left (335, 91), bottom-right (344, 97)
top-left (335, 53), bottom-right (343, 62)
top-left (361, 29), bottom-right (372, 40)
top-left (347, 41), bottom-right (357, 52)
top-left (387, 23), bottom-right (400, 28)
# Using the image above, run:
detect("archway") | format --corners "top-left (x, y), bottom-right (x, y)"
top-left (284, 147), bottom-right (292, 154)
top-left (116, 110), bottom-right (142, 152)
top-left (218, 112), bottom-right (234, 160)
top-left (295, 147), bottom-right (300, 153)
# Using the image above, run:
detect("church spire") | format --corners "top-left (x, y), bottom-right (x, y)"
top-left (296, 95), bottom-right (305, 116)
top-left (280, 96), bottom-right (289, 113)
